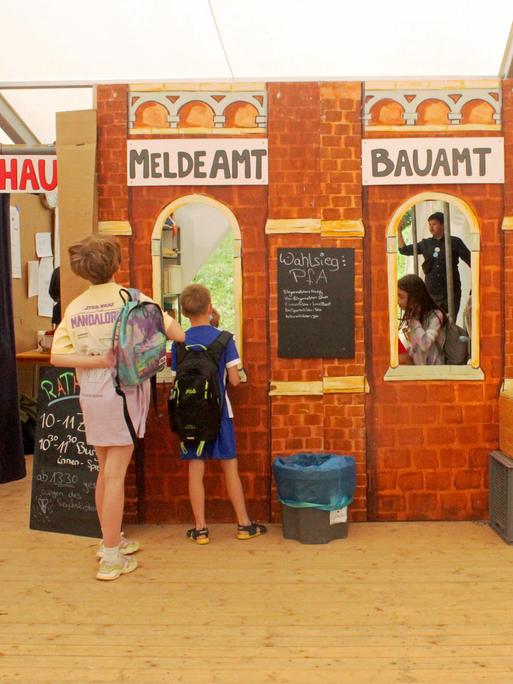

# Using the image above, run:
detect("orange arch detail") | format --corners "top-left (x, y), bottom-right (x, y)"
top-left (416, 99), bottom-right (450, 126)
top-left (135, 101), bottom-right (169, 128)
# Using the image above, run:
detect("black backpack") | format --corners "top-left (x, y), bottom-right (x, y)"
top-left (168, 331), bottom-right (233, 450)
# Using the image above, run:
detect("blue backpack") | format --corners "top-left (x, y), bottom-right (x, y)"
top-left (112, 288), bottom-right (167, 441)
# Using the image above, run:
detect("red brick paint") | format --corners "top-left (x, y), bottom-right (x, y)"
top-left (364, 181), bottom-right (503, 521)
top-left (96, 81), bottom-right (508, 525)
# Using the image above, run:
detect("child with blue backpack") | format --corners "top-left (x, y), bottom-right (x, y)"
top-left (51, 235), bottom-right (184, 580)
top-left (170, 284), bottom-right (266, 544)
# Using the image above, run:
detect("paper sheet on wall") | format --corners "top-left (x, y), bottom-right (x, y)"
top-left (35, 232), bottom-right (53, 258)
top-left (38, 256), bottom-right (54, 317)
top-left (10, 206), bottom-right (21, 278)
top-left (54, 209), bottom-right (60, 267)
top-left (28, 261), bottom-right (39, 297)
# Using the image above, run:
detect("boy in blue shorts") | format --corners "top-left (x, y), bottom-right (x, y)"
top-left (171, 284), bottom-right (267, 545)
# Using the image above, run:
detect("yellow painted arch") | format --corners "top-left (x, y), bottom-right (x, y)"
top-left (151, 194), bottom-right (243, 357)
top-left (386, 191), bottom-right (480, 373)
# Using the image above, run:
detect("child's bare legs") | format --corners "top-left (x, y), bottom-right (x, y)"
top-left (94, 444), bottom-right (134, 547)
top-left (94, 446), bottom-right (107, 533)
top-left (221, 458), bottom-right (251, 527)
top-left (188, 460), bottom-right (207, 529)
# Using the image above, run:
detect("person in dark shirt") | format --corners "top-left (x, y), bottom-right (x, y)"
top-left (398, 211), bottom-right (471, 318)
top-left (48, 266), bottom-right (61, 327)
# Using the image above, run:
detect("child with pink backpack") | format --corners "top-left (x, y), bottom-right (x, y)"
top-left (51, 235), bottom-right (184, 581)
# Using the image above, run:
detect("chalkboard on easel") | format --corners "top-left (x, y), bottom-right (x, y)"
top-left (29, 366), bottom-right (101, 538)
top-left (278, 248), bottom-right (355, 358)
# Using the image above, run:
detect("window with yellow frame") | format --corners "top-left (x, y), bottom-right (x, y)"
top-left (384, 192), bottom-right (483, 381)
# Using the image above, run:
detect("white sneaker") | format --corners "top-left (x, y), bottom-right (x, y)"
top-left (96, 532), bottom-right (141, 560)
top-left (96, 555), bottom-right (138, 581)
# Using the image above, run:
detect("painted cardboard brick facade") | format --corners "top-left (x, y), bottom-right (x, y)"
top-left (96, 79), bottom-right (507, 524)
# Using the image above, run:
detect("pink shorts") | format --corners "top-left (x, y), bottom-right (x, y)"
top-left (77, 368), bottom-right (150, 446)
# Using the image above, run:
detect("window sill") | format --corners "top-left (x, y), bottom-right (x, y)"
top-left (384, 365), bottom-right (484, 382)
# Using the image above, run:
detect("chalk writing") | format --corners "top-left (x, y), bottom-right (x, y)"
top-left (30, 367), bottom-right (101, 538)
top-left (278, 248), bottom-right (355, 358)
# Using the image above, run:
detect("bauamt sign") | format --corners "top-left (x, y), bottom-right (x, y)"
top-left (362, 137), bottom-right (504, 185)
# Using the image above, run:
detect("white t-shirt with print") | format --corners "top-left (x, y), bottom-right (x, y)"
top-left (52, 282), bottom-right (173, 356)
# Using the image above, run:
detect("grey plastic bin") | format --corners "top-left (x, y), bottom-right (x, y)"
top-left (273, 453), bottom-right (355, 544)
top-left (281, 505), bottom-right (348, 544)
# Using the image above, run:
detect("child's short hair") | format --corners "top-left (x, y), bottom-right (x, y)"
top-left (181, 284), bottom-right (211, 317)
top-left (210, 307), bottom-right (220, 327)
top-left (68, 235), bottom-right (121, 284)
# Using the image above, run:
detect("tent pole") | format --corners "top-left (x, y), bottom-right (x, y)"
top-left (411, 206), bottom-right (419, 276)
top-left (0, 144), bottom-right (55, 155)
top-left (443, 203), bottom-right (455, 321)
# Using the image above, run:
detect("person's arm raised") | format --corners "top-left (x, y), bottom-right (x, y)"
top-left (51, 351), bottom-right (112, 369)
top-left (165, 318), bottom-right (185, 342)
top-left (397, 222), bottom-right (406, 249)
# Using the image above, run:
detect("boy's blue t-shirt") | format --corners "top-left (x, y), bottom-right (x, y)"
top-left (171, 325), bottom-right (240, 420)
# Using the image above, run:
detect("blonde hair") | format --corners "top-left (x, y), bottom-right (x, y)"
top-left (68, 235), bottom-right (121, 284)
top-left (181, 284), bottom-right (211, 317)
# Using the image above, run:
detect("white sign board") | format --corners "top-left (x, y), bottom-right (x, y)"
top-left (0, 156), bottom-right (57, 193)
top-left (362, 137), bottom-right (504, 185)
top-left (10, 206), bottom-right (21, 278)
top-left (38, 256), bottom-right (54, 318)
top-left (127, 139), bottom-right (268, 186)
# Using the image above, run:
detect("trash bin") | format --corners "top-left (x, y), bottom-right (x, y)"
top-left (272, 453), bottom-right (355, 544)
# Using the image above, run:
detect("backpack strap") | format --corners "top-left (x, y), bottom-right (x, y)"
top-left (118, 287), bottom-right (140, 304)
top-left (112, 287), bottom-right (141, 445)
top-left (174, 341), bottom-right (187, 367)
top-left (114, 384), bottom-right (138, 444)
top-left (206, 331), bottom-right (234, 417)
top-left (207, 330), bottom-right (233, 364)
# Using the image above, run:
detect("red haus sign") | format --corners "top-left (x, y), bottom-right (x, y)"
top-left (0, 156), bottom-right (58, 193)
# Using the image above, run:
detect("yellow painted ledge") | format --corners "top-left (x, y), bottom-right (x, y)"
top-left (321, 220), bottom-right (364, 237)
top-left (502, 216), bottom-right (513, 231)
top-left (269, 376), bottom-right (369, 396)
top-left (265, 218), bottom-right (321, 234)
top-left (323, 376), bottom-right (369, 393)
top-left (384, 365), bottom-right (484, 382)
top-left (98, 221), bottom-right (133, 236)
top-left (365, 79), bottom-right (500, 90)
top-left (129, 82), bottom-right (265, 92)
top-left (130, 127), bottom-right (265, 136)
top-left (501, 379), bottom-right (513, 397)
top-left (366, 124), bottom-right (500, 132)
top-left (265, 218), bottom-right (365, 236)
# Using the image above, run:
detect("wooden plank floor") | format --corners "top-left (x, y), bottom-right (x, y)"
top-left (2, 461), bottom-right (513, 683)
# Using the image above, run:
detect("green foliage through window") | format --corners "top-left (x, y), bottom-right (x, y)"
top-left (192, 234), bottom-right (235, 333)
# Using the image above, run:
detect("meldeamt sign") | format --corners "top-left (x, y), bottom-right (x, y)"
top-left (127, 139), bottom-right (268, 186)
top-left (362, 137), bottom-right (504, 185)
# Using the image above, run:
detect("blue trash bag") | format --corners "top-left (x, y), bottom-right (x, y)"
top-left (272, 453), bottom-right (355, 511)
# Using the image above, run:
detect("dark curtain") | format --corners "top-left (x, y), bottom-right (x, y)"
top-left (0, 194), bottom-right (25, 483)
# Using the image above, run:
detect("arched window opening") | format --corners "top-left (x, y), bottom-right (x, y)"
top-left (386, 193), bottom-right (481, 380)
top-left (152, 196), bottom-right (243, 364)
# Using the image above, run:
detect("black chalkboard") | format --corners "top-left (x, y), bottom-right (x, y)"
top-left (29, 366), bottom-right (101, 538)
top-left (278, 248), bottom-right (355, 358)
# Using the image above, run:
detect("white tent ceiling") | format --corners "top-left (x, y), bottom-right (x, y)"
top-left (0, 0), bottom-right (512, 144)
